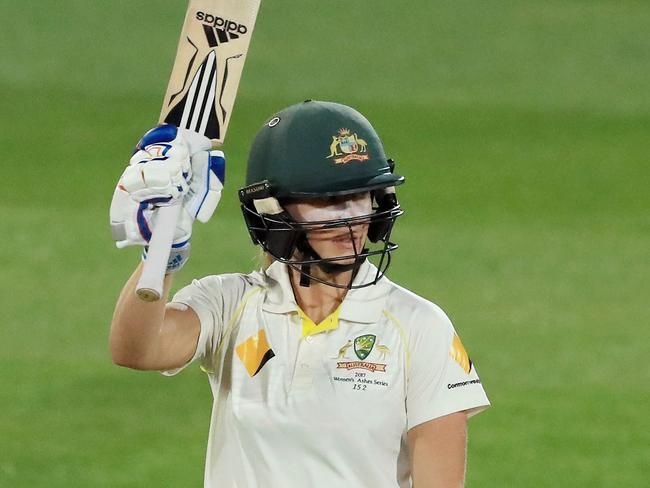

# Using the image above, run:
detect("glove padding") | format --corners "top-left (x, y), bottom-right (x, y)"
top-left (110, 125), bottom-right (225, 272)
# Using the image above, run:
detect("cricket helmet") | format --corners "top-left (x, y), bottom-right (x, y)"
top-left (239, 100), bottom-right (405, 288)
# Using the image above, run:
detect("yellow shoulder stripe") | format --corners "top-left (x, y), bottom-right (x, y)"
top-left (382, 310), bottom-right (410, 373)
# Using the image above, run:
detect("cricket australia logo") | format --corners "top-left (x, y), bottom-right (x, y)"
top-left (354, 334), bottom-right (376, 360)
top-left (327, 128), bottom-right (370, 165)
top-left (335, 334), bottom-right (387, 373)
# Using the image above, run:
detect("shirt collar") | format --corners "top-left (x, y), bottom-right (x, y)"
top-left (261, 261), bottom-right (298, 314)
top-left (261, 260), bottom-right (391, 324)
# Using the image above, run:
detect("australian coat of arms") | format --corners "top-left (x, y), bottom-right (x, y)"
top-left (327, 128), bottom-right (370, 164)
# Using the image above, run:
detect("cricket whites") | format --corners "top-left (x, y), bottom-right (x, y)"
top-left (136, 0), bottom-right (262, 301)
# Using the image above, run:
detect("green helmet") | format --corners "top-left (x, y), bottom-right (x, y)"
top-left (245, 100), bottom-right (403, 197)
top-left (239, 100), bottom-right (404, 289)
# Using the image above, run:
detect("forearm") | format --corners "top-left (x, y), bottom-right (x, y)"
top-left (109, 262), bottom-right (174, 368)
top-left (409, 412), bottom-right (468, 488)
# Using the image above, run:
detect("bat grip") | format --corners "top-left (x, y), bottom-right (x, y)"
top-left (135, 203), bottom-right (182, 302)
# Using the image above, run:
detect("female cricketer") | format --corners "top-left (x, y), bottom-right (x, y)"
top-left (109, 100), bottom-right (490, 487)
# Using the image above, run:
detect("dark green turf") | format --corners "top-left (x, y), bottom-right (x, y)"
top-left (2, 0), bottom-right (648, 486)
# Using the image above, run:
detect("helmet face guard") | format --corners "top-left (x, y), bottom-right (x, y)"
top-left (239, 181), bottom-right (403, 289)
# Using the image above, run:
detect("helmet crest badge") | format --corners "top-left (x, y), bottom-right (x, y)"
top-left (327, 128), bottom-right (370, 165)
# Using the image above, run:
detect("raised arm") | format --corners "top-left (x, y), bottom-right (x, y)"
top-left (109, 264), bottom-right (200, 371)
top-left (108, 125), bottom-right (225, 371)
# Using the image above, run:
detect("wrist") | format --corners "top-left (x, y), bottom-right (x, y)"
top-left (142, 238), bottom-right (191, 274)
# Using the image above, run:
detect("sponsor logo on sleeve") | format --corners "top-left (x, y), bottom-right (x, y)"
top-left (235, 329), bottom-right (275, 377)
top-left (447, 379), bottom-right (482, 389)
top-left (450, 333), bottom-right (472, 374)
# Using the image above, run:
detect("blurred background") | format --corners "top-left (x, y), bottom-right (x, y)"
top-left (2, 0), bottom-right (648, 486)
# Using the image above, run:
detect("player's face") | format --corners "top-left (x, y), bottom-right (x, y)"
top-left (284, 192), bottom-right (372, 264)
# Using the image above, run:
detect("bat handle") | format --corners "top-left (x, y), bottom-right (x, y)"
top-left (135, 203), bottom-right (182, 302)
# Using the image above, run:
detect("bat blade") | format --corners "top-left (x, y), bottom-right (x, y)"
top-left (136, 0), bottom-right (261, 302)
top-left (160, 0), bottom-right (261, 144)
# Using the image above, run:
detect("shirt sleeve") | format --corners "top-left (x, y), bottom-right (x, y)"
top-left (406, 306), bottom-right (490, 430)
top-left (160, 273), bottom-right (250, 376)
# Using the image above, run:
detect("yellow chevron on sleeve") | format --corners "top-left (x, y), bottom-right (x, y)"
top-left (450, 333), bottom-right (472, 374)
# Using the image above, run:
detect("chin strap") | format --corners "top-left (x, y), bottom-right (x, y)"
top-left (299, 263), bottom-right (311, 287)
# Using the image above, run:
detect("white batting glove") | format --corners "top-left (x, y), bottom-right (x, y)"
top-left (110, 125), bottom-right (225, 272)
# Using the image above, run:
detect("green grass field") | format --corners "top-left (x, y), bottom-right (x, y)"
top-left (2, 0), bottom-right (648, 486)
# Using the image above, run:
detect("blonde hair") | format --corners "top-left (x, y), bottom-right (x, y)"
top-left (258, 248), bottom-right (275, 270)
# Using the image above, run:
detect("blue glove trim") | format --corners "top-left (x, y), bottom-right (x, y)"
top-left (144, 196), bottom-right (174, 205)
top-left (137, 203), bottom-right (153, 241)
top-left (210, 153), bottom-right (226, 184)
top-left (134, 124), bottom-right (178, 154)
top-left (136, 197), bottom-right (173, 242)
top-left (193, 153), bottom-right (226, 219)
top-left (167, 253), bottom-right (186, 272)
top-left (134, 155), bottom-right (170, 164)
top-left (193, 162), bottom-right (211, 219)
top-left (142, 238), bottom-right (191, 274)
top-left (137, 151), bottom-right (171, 164)
top-left (172, 238), bottom-right (190, 249)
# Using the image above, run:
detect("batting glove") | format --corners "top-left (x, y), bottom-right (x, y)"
top-left (110, 125), bottom-right (225, 272)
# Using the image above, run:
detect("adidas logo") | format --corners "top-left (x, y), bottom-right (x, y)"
top-left (196, 11), bottom-right (248, 47)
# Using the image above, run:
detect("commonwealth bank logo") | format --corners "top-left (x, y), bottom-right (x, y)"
top-left (236, 329), bottom-right (275, 377)
top-left (450, 333), bottom-right (472, 374)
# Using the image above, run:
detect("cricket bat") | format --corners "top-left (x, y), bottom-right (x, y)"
top-left (136, 0), bottom-right (262, 301)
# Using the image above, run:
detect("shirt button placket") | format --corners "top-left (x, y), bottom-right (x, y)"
top-left (291, 335), bottom-right (320, 391)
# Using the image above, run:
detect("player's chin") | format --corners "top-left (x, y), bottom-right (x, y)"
top-left (331, 256), bottom-right (360, 267)
top-left (317, 241), bottom-right (365, 264)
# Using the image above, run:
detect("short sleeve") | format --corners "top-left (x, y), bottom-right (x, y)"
top-left (406, 307), bottom-right (490, 430)
top-left (161, 273), bottom-right (251, 376)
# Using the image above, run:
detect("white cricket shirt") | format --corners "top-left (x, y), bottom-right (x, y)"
top-left (165, 260), bottom-right (490, 487)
